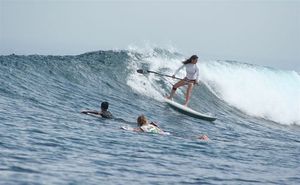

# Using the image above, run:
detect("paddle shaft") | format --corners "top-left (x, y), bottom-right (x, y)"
top-left (146, 70), bottom-right (183, 80)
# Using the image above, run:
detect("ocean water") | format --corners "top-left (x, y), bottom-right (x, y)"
top-left (0, 48), bottom-right (299, 184)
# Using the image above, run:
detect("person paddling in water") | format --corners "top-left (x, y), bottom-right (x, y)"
top-left (81, 102), bottom-right (113, 119)
top-left (121, 115), bottom-right (208, 140)
top-left (166, 55), bottom-right (199, 106)
top-left (132, 115), bottom-right (167, 135)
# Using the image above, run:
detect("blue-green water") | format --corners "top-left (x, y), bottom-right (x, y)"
top-left (0, 49), bottom-right (299, 184)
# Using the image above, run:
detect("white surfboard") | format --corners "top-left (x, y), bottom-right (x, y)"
top-left (164, 98), bottom-right (217, 121)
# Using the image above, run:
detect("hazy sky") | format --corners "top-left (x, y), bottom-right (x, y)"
top-left (1, 0), bottom-right (299, 71)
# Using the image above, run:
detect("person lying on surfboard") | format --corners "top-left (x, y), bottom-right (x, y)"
top-left (166, 55), bottom-right (199, 106)
top-left (121, 115), bottom-right (208, 140)
top-left (128, 115), bottom-right (168, 135)
top-left (81, 102), bottom-right (113, 119)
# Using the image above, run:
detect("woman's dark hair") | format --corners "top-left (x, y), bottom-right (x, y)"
top-left (183, 55), bottom-right (198, 64)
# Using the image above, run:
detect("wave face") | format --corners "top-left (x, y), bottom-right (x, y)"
top-left (1, 49), bottom-right (299, 125)
top-left (0, 48), bottom-right (299, 184)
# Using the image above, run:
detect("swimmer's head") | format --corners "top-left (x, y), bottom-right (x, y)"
top-left (137, 115), bottom-right (147, 127)
top-left (198, 135), bottom-right (209, 141)
top-left (101, 102), bottom-right (109, 110)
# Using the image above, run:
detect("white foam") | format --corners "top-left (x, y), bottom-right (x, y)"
top-left (200, 61), bottom-right (300, 125)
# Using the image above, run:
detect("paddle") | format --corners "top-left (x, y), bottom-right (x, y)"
top-left (136, 69), bottom-right (183, 80)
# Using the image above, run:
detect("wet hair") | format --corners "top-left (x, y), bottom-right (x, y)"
top-left (183, 55), bottom-right (198, 64)
top-left (137, 115), bottom-right (147, 127)
top-left (101, 102), bottom-right (109, 110)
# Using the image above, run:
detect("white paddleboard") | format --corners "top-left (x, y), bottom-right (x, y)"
top-left (164, 98), bottom-right (217, 121)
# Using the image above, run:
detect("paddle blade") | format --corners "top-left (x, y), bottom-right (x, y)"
top-left (137, 69), bottom-right (147, 74)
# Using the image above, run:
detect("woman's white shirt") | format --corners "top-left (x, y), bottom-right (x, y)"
top-left (173, 63), bottom-right (199, 82)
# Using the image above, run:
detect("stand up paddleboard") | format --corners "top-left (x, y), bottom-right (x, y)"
top-left (164, 98), bottom-right (217, 121)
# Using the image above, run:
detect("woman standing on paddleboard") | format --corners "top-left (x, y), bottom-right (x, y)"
top-left (166, 55), bottom-right (199, 106)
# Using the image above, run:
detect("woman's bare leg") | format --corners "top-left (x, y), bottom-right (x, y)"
top-left (184, 83), bottom-right (194, 106)
top-left (166, 79), bottom-right (186, 99)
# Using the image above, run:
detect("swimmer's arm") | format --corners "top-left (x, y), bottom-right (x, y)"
top-left (133, 128), bottom-right (143, 132)
top-left (81, 110), bottom-right (100, 115)
top-left (150, 122), bottom-right (159, 128)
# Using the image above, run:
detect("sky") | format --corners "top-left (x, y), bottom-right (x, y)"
top-left (0, 0), bottom-right (299, 71)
